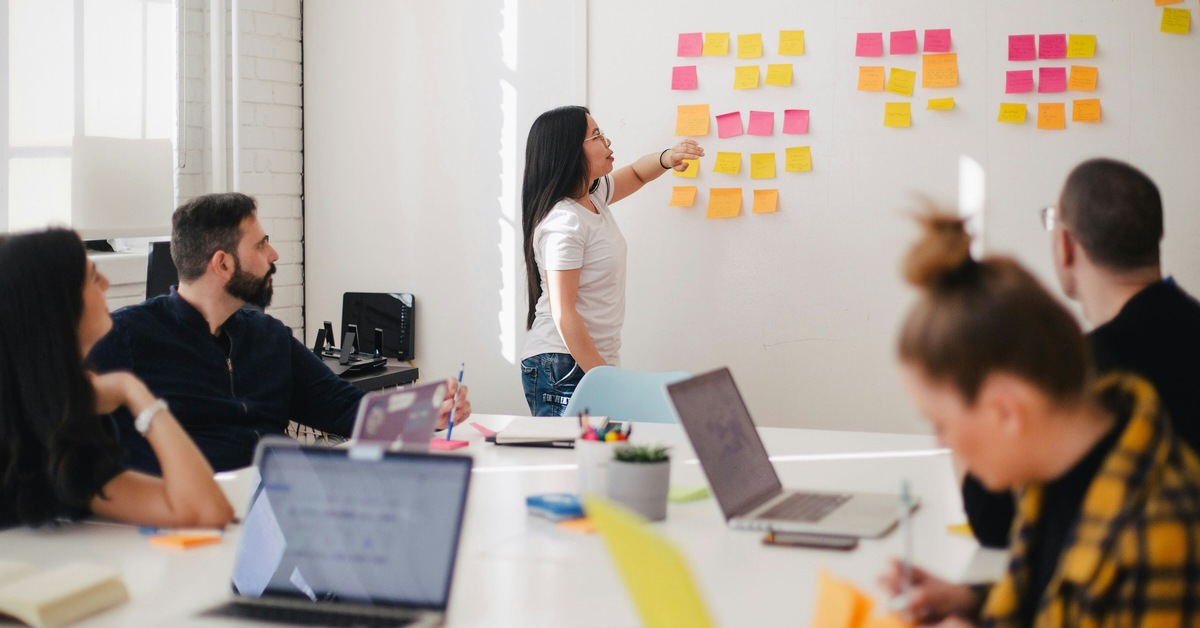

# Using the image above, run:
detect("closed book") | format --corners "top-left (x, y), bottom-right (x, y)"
top-left (0, 561), bottom-right (129, 627)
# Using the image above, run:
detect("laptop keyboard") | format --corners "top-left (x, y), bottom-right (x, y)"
top-left (204, 601), bottom-right (417, 627)
top-left (759, 492), bottom-right (852, 522)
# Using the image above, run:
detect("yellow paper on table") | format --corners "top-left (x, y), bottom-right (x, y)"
top-left (750, 153), bottom-right (776, 179)
top-left (1038, 102), bottom-right (1066, 130)
top-left (703, 32), bottom-right (729, 56)
top-left (668, 186), bottom-right (697, 207)
top-left (946, 522), bottom-right (974, 537)
top-left (885, 68), bottom-right (916, 97)
top-left (1161, 8), bottom-right (1191, 34)
top-left (921, 53), bottom-right (958, 88)
top-left (884, 102), bottom-right (911, 128)
top-left (734, 65), bottom-right (760, 89)
top-left (752, 189), bottom-right (779, 214)
top-left (785, 146), bottom-right (812, 172)
top-left (675, 105), bottom-right (710, 136)
top-left (765, 64), bottom-right (793, 86)
top-left (858, 66), bottom-right (885, 91)
top-left (1072, 98), bottom-right (1102, 123)
top-left (927, 97), bottom-right (955, 110)
top-left (713, 152), bottom-right (742, 174)
top-left (1068, 65), bottom-right (1098, 91)
top-left (737, 33), bottom-right (763, 58)
top-left (673, 159), bottom-right (700, 178)
top-left (1066, 34), bottom-right (1096, 58)
top-left (706, 188), bottom-right (742, 219)
top-left (997, 103), bottom-right (1027, 124)
top-left (813, 570), bottom-right (874, 628)
top-left (779, 30), bottom-right (805, 55)
top-left (584, 496), bottom-right (715, 628)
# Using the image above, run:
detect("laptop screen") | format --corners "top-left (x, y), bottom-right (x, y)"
top-left (231, 444), bottom-right (471, 611)
top-left (667, 368), bottom-right (783, 519)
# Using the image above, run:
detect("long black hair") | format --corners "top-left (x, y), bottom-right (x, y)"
top-left (0, 229), bottom-right (123, 525)
top-left (522, 105), bottom-right (594, 330)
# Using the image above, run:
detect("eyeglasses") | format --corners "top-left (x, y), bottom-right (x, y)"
top-left (584, 129), bottom-right (610, 145)
top-left (1039, 206), bottom-right (1056, 231)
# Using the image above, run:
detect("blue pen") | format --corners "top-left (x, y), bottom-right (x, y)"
top-left (446, 363), bottom-right (464, 440)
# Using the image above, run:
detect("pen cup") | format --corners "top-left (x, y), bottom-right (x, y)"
top-left (576, 439), bottom-right (615, 497)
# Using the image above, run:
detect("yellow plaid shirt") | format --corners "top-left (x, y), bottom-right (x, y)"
top-left (979, 374), bottom-right (1200, 627)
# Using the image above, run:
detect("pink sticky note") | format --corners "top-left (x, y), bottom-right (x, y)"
top-left (856, 32), bottom-right (884, 57)
top-left (924, 29), bottom-right (952, 52)
top-left (469, 422), bottom-right (497, 437)
top-left (672, 66), bottom-right (697, 90)
top-left (429, 439), bottom-right (469, 451)
top-left (1006, 70), bottom-right (1034, 93)
top-left (890, 30), bottom-right (918, 54)
top-left (1039, 34), bottom-right (1066, 59)
top-left (678, 32), bottom-right (703, 57)
top-left (783, 109), bottom-right (810, 134)
top-left (1008, 34), bottom-right (1036, 61)
top-left (1038, 67), bottom-right (1067, 93)
top-left (716, 111), bottom-right (744, 138)
top-left (747, 111), bottom-right (774, 136)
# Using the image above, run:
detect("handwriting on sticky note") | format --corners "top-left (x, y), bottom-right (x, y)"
top-left (890, 30), bottom-right (918, 55)
top-left (675, 104), bottom-right (710, 136)
top-left (678, 33), bottom-right (703, 57)
top-left (707, 188), bottom-right (742, 219)
top-left (922, 53), bottom-right (958, 88)
top-left (1068, 65), bottom-right (1097, 91)
top-left (753, 189), bottom-right (779, 214)
top-left (1008, 34), bottom-right (1036, 61)
top-left (737, 33), bottom-right (763, 58)
top-left (997, 103), bottom-right (1027, 124)
top-left (734, 65), bottom-right (760, 90)
top-left (1067, 34), bottom-right (1096, 58)
top-left (1072, 99), bottom-right (1101, 122)
top-left (713, 152), bottom-right (742, 174)
top-left (924, 28), bottom-right (952, 52)
top-left (750, 153), bottom-right (776, 179)
top-left (1162, 8), bottom-right (1191, 34)
top-left (1038, 102), bottom-right (1066, 130)
top-left (783, 109), bottom-right (809, 134)
top-left (1039, 34), bottom-right (1067, 59)
top-left (668, 186), bottom-right (697, 207)
top-left (886, 68), bottom-right (916, 97)
top-left (765, 64), bottom-right (793, 86)
top-left (703, 32), bottom-right (730, 56)
top-left (786, 146), bottom-right (812, 172)
top-left (672, 66), bottom-right (698, 90)
top-left (779, 30), bottom-right (805, 55)
top-left (927, 97), bottom-right (954, 110)
top-left (748, 111), bottom-right (774, 136)
top-left (673, 159), bottom-right (700, 178)
top-left (1038, 67), bottom-right (1067, 93)
top-left (858, 66), bottom-right (886, 91)
top-left (884, 102), bottom-right (911, 128)
top-left (856, 32), bottom-right (884, 57)
top-left (1006, 70), bottom-right (1034, 93)
top-left (716, 111), bottom-right (744, 139)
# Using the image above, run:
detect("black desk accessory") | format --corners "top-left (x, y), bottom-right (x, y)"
top-left (341, 293), bottom-right (415, 361)
top-left (312, 320), bottom-right (386, 376)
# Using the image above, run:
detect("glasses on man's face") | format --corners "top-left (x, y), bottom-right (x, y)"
top-left (584, 129), bottom-right (610, 145)
top-left (1039, 206), bottom-right (1056, 231)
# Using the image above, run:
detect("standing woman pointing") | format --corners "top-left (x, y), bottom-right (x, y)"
top-left (520, 106), bottom-right (703, 416)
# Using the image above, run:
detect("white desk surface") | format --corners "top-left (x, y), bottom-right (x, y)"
top-left (0, 414), bottom-right (1006, 627)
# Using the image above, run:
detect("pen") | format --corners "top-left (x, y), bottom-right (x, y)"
top-left (895, 479), bottom-right (913, 610)
top-left (446, 363), bottom-right (464, 440)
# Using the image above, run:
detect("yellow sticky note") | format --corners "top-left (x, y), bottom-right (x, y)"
top-left (1068, 65), bottom-right (1098, 91)
top-left (765, 64), bottom-right (793, 86)
top-left (752, 189), bottom-right (779, 214)
top-left (785, 146), bottom-right (812, 172)
top-left (927, 97), bottom-right (955, 110)
top-left (750, 153), bottom-right (776, 180)
top-left (707, 188), bottom-right (742, 219)
top-left (734, 65), bottom-right (760, 89)
top-left (997, 103), bottom-right (1027, 124)
top-left (779, 30), bottom-right (805, 56)
top-left (703, 32), bottom-right (730, 56)
top-left (713, 152), bottom-right (742, 174)
top-left (885, 68), bottom-right (916, 97)
top-left (946, 522), bottom-right (974, 537)
top-left (884, 102), bottom-right (911, 128)
top-left (1066, 34), bottom-right (1096, 58)
top-left (812, 571), bottom-right (874, 628)
top-left (668, 186), bottom-right (697, 207)
top-left (857, 66), bottom-right (886, 91)
top-left (584, 496), bottom-right (715, 628)
top-left (675, 104), bottom-right (710, 136)
top-left (1072, 98), bottom-right (1102, 123)
top-left (673, 159), bottom-right (700, 178)
top-left (921, 53), bottom-right (958, 88)
top-left (737, 33), bottom-right (763, 58)
top-left (1161, 8), bottom-right (1191, 34)
top-left (1038, 102), bottom-right (1066, 130)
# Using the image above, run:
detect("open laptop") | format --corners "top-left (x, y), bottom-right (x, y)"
top-left (666, 368), bottom-right (911, 538)
top-left (202, 439), bottom-right (472, 627)
top-left (350, 380), bottom-right (446, 451)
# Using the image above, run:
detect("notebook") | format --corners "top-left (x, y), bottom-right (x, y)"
top-left (487, 417), bottom-right (582, 448)
top-left (202, 439), bottom-right (472, 627)
top-left (667, 368), bottom-right (911, 538)
top-left (350, 380), bottom-right (447, 451)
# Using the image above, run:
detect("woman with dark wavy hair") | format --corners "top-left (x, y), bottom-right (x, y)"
top-left (0, 229), bottom-right (233, 528)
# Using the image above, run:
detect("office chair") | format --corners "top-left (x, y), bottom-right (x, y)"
top-left (145, 240), bottom-right (178, 300)
top-left (563, 366), bottom-right (693, 424)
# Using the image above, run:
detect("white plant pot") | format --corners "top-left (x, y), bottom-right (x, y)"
top-left (607, 459), bottom-right (670, 521)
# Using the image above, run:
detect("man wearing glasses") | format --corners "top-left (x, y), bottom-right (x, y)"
top-left (964, 158), bottom-right (1200, 548)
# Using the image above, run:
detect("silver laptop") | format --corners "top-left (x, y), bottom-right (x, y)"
top-left (203, 439), bottom-right (472, 626)
top-left (351, 380), bottom-right (446, 451)
top-left (667, 368), bottom-right (912, 538)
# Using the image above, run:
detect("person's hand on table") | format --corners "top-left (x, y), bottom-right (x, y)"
top-left (878, 559), bottom-right (981, 626)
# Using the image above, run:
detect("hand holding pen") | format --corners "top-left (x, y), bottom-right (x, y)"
top-left (439, 364), bottom-right (471, 433)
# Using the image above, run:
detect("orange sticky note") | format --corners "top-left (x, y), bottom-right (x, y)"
top-left (675, 104), bottom-right (710, 136)
top-left (857, 66), bottom-right (885, 91)
top-left (1038, 102), bottom-right (1066, 130)
top-left (1072, 99), bottom-right (1102, 123)
top-left (1066, 34), bottom-right (1096, 58)
top-left (673, 159), bottom-right (700, 178)
top-left (1157, 0), bottom-right (1184, 5)
top-left (557, 518), bottom-right (597, 534)
top-left (812, 571), bottom-right (874, 628)
top-left (997, 103), bottom-right (1027, 124)
top-left (752, 189), bottom-right (779, 214)
top-left (706, 188), bottom-right (742, 219)
top-left (150, 534), bottom-right (222, 549)
top-left (703, 32), bottom-right (730, 56)
top-left (1161, 8), bottom-right (1191, 34)
top-left (884, 102), bottom-right (911, 128)
top-left (785, 146), bottom-right (812, 172)
top-left (921, 53), bottom-right (958, 88)
top-left (668, 186), bottom-right (697, 207)
top-left (885, 68), bottom-right (916, 97)
top-left (734, 65), bottom-right (761, 89)
top-left (864, 613), bottom-right (914, 628)
top-left (1068, 65), bottom-right (1098, 91)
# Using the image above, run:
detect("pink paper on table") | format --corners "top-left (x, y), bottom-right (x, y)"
top-left (1008, 34), bottom-right (1036, 61)
top-left (429, 439), bottom-right (468, 451)
top-left (678, 32), bottom-right (703, 57)
top-left (1005, 70), bottom-right (1034, 93)
top-left (716, 111), bottom-right (744, 138)
top-left (470, 422), bottom-right (497, 437)
top-left (924, 29), bottom-right (952, 52)
top-left (890, 30), bottom-right (918, 54)
top-left (1039, 34), bottom-right (1066, 59)
top-left (747, 111), bottom-right (774, 136)
top-left (672, 66), bottom-right (697, 90)
top-left (783, 109), bottom-right (809, 134)
top-left (1038, 67), bottom-right (1067, 93)
top-left (856, 32), bottom-right (884, 57)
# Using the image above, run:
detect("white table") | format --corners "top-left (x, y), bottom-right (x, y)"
top-left (0, 415), bottom-right (1006, 627)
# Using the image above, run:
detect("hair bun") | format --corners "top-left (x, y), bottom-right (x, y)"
top-left (903, 211), bottom-right (974, 289)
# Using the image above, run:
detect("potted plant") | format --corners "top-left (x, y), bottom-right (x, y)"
top-left (607, 445), bottom-right (671, 521)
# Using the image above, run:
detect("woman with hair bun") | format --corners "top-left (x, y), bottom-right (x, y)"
top-left (879, 212), bottom-right (1200, 626)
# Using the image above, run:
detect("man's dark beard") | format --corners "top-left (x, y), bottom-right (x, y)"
top-left (226, 255), bottom-right (276, 308)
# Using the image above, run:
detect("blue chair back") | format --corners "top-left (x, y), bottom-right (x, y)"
top-left (563, 366), bottom-right (692, 424)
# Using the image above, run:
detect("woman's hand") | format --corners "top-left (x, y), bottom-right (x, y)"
top-left (90, 371), bottom-right (155, 415)
top-left (435, 378), bottom-right (472, 430)
top-left (664, 139), bottom-right (705, 171)
top-left (878, 559), bottom-right (982, 625)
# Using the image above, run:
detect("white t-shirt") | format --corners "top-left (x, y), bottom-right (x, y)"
top-left (522, 175), bottom-right (627, 365)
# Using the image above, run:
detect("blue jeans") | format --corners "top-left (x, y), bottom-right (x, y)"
top-left (521, 353), bottom-right (584, 417)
